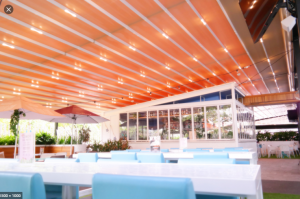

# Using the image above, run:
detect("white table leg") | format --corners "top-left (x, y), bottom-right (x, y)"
top-left (62, 186), bottom-right (77, 199)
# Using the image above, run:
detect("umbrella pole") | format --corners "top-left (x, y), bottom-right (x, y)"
top-left (70, 119), bottom-right (74, 157)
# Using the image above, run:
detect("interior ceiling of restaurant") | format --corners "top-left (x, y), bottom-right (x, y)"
top-left (0, 0), bottom-right (291, 115)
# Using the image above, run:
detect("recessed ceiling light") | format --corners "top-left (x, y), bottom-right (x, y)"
top-left (193, 57), bottom-right (198, 61)
top-left (165, 66), bottom-right (170, 70)
top-left (129, 46), bottom-right (136, 51)
top-left (267, 59), bottom-right (270, 63)
top-left (30, 27), bottom-right (43, 34)
top-left (162, 33), bottom-right (169, 39)
top-left (64, 9), bottom-right (76, 17)
top-left (224, 48), bottom-right (228, 53)
top-left (260, 38), bottom-right (263, 43)
top-left (201, 19), bottom-right (206, 25)
top-left (100, 57), bottom-right (107, 61)
top-left (2, 43), bottom-right (14, 49)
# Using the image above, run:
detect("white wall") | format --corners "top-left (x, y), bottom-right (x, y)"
top-left (238, 140), bottom-right (257, 150)
top-left (101, 114), bottom-right (119, 143)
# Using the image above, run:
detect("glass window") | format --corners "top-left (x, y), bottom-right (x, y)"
top-left (219, 105), bottom-right (233, 139)
top-left (138, 112), bottom-right (147, 140)
top-left (148, 111), bottom-right (158, 137)
top-left (201, 92), bottom-right (220, 101)
top-left (206, 106), bottom-right (219, 139)
top-left (119, 113), bottom-right (127, 139)
top-left (129, 113), bottom-right (137, 140)
top-left (170, 109), bottom-right (180, 140)
top-left (193, 107), bottom-right (205, 139)
top-left (175, 96), bottom-right (200, 104)
top-left (235, 89), bottom-right (244, 101)
top-left (220, 90), bottom-right (232, 100)
top-left (181, 108), bottom-right (192, 139)
top-left (158, 110), bottom-right (168, 140)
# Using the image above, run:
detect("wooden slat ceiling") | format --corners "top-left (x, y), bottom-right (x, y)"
top-left (0, 0), bottom-right (289, 114)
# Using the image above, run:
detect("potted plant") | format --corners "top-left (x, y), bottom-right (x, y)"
top-left (10, 109), bottom-right (26, 158)
top-left (79, 125), bottom-right (91, 152)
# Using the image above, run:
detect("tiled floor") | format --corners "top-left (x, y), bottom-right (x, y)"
top-left (258, 159), bottom-right (300, 194)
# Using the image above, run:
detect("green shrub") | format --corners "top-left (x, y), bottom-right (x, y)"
top-left (257, 131), bottom-right (299, 141)
top-left (0, 135), bottom-right (16, 145)
top-left (87, 139), bottom-right (131, 152)
top-left (35, 131), bottom-right (56, 145)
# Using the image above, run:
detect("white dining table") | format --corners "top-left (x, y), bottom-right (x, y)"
top-left (73, 151), bottom-right (258, 165)
top-left (0, 162), bottom-right (263, 199)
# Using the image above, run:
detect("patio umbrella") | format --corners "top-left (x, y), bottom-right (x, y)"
top-left (0, 96), bottom-right (65, 158)
top-left (47, 105), bottom-right (109, 155)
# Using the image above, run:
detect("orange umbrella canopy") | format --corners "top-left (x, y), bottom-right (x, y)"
top-left (0, 96), bottom-right (65, 120)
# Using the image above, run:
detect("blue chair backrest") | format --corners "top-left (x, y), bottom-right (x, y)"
top-left (0, 158), bottom-right (18, 162)
top-left (223, 149), bottom-right (249, 152)
top-left (196, 148), bottom-right (212, 150)
top-left (98, 159), bottom-right (140, 163)
top-left (170, 148), bottom-right (179, 149)
top-left (146, 148), bottom-right (150, 150)
top-left (183, 149), bottom-right (203, 152)
top-left (44, 158), bottom-right (79, 163)
top-left (111, 152), bottom-right (136, 160)
top-left (92, 173), bottom-right (196, 199)
top-left (160, 149), bottom-right (169, 152)
top-left (126, 149), bottom-right (141, 152)
top-left (213, 148), bottom-right (224, 152)
top-left (225, 147), bottom-right (243, 150)
top-left (78, 153), bottom-right (98, 162)
top-left (0, 172), bottom-right (46, 199)
top-left (137, 153), bottom-right (165, 163)
top-left (193, 152), bottom-right (229, 159)
top-left (178, 159), bottom-right (236, 165)
top-left (111, 150), bottom-right (127, 153)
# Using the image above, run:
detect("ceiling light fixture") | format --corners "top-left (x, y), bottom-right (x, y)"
top-left (74, 67), bottom-right (82, 71)
top-left (51, 72), bottom-right (59, 80)
top-left (150, 92), bottom-right (152, 95)
top-left (273, 72), bottom-right (275, 76)
top-left (46, 103), bottom-right (52, 108)
top-left (129, 93), bottom-right (133, 99)
top-left (129, 46), bottom-right (136, 51)
top-left (79, 91), bottom-right (84, 97)
top-left (140, 73), bottom-right (145, 77)
top-left (167, 85), bottom-right (171, 88)
top-left (62, 97), bottom-right (68, 103)
top-left (267, 59), bottom-right (270, 63)
top-left (118, 80), bottom-right (123, 84)
top-left (112, 99), bottom-right (116, 104)
top-left (213, 73), bottom-right (216, 76)
top-left (189, 79), bottom-right (193, 82)
top-left (0, 96), bottom-right (4, 101)
top-left (238, 66), bottom-right (242, 69)
top-left (162, 33), bottom-right (169, 39)
top-left (193, 57), bottom-right (198, 62)
top-left (252, 84), bottom-right (254, 87)
top-left (244, 65), bottom-right (249, 69)
top-left (30, 27), bottom-right (43, 34)
top-left (224, 48), bottom-right (228, 53)
top-left (13, 88), bottom-right (21, 95)
top-left (98, 85), bottom-right (103, 91)
top-left (64, 9), bottom-right (76, 17)
top-left (201, 19), bottom-right (206, 25)
top-left (2, 42), bottom-right (15, 49)
top-left (100, 57), bottom-right (107, 61)
top-left (165, 66), bottom-right (170, 70)
top-left (260, 38), bottom-right (263, 43)
top-left (96, 103), bottom-right (100, 108)
top-left (31, 80), bottom-right (39, 88)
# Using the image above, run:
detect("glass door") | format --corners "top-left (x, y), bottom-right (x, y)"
top-left (148, 111), bottom-right (158, 137)
top-left (181, 108), bottom-right (192, 139)
top-left (129, 112), bottom-right (137, 140)
top-left (119, 113), bottom-right (127, 139)
top-left (170, 109), bottom-right (180, 140)
top-left (158, 110), bottom-right (168, 140)
top-left (138, 112), bottom-right (147, 140)
top-left (193, 107), bottom-right (205, 139)
top-left (206, 106), bottom-right (219, 139)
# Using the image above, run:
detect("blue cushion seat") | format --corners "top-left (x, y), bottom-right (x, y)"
top-left (126, 149), bottom-right (141, 152)
top-left (97, 159), bottom-right (140, 163)
top-left (160, 149), bottom-right (169, 152)
top-left (111, 152), bottom-right (136, 160)
top-left (193, 152), bottom-right (229, 159)
top-left (111, 150), bottom-right (127, 153)
top-left (78, 153), bottom-right (98, 162)
top-left (222, 149), bottom-right (249, 152)
top-left (0, 172), bottom-right (46, 199)
top-left (137, 153), bottom-right (165, 163)
top-left (178, 159), bottom-right (236, 165)
top-left (196, 148), bottom-right (213, 150)
top-left (213, 149), bottom-right (224, 152)
top-left (183, 149), bottom-right (203, 152)
top-left (92, 173), bottom-right (196, 199)
top-left (225, 147), bottom-right (243, 150)
top-left (196, 194), bottom-right (239, 199)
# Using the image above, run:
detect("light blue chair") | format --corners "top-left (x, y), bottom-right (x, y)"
top-left (126, 149), bottom-right (141, 152)
top-left (0, 172), bottom-right (46, 199)
top-left (193, 152), bottom-right (229, 159)
top-left (44, 158), bottom-right (79, 163)
top-left (197, 148), bottom-right (213, 150)
top-left (146, 148), bottom-right (150, 150)
top-left (183, 149), bottom-right (203, 152)
top-left (225, 147), bottom-right (243, 150)
top-left (92, 173), bottom-right (196, 199)
top-left (0, 158), bottom-right (18, 162)
top-left (137, 153), bottom-right (165, 163)
top-left (97, 159), bottom-right (140, 163)
top-left (214, 148), bottom-right (224, 152)
top-left (44, 158), bottom-right (79, 199)
top-left (178, 159), bottom-right (236, 165)
top-left (111, 150), bottom-right (127, 153)
top-left (170, 148), bottom-right (179, 149)
top-left (223, 149), bottom-right (249, 152)
top-left (111, 152), bottom-right (136, 160)
top-left (78, 153), bottom-right (98, 162)
top-left (160, 149), bottom-right (169, 152)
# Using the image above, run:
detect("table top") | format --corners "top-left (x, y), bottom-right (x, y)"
top-left (0, 162), bottom-right (261, 196)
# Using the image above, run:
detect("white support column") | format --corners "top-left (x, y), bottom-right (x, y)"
top-left (168, 109), bottom-right (170, 140)
top-left (204, 107), bottom-right (207, 140)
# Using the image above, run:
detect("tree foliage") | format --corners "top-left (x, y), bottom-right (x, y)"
top-left (10, 109), bottom-right (26, 137)
top-left (257, 131), bottom-right (299, 141)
